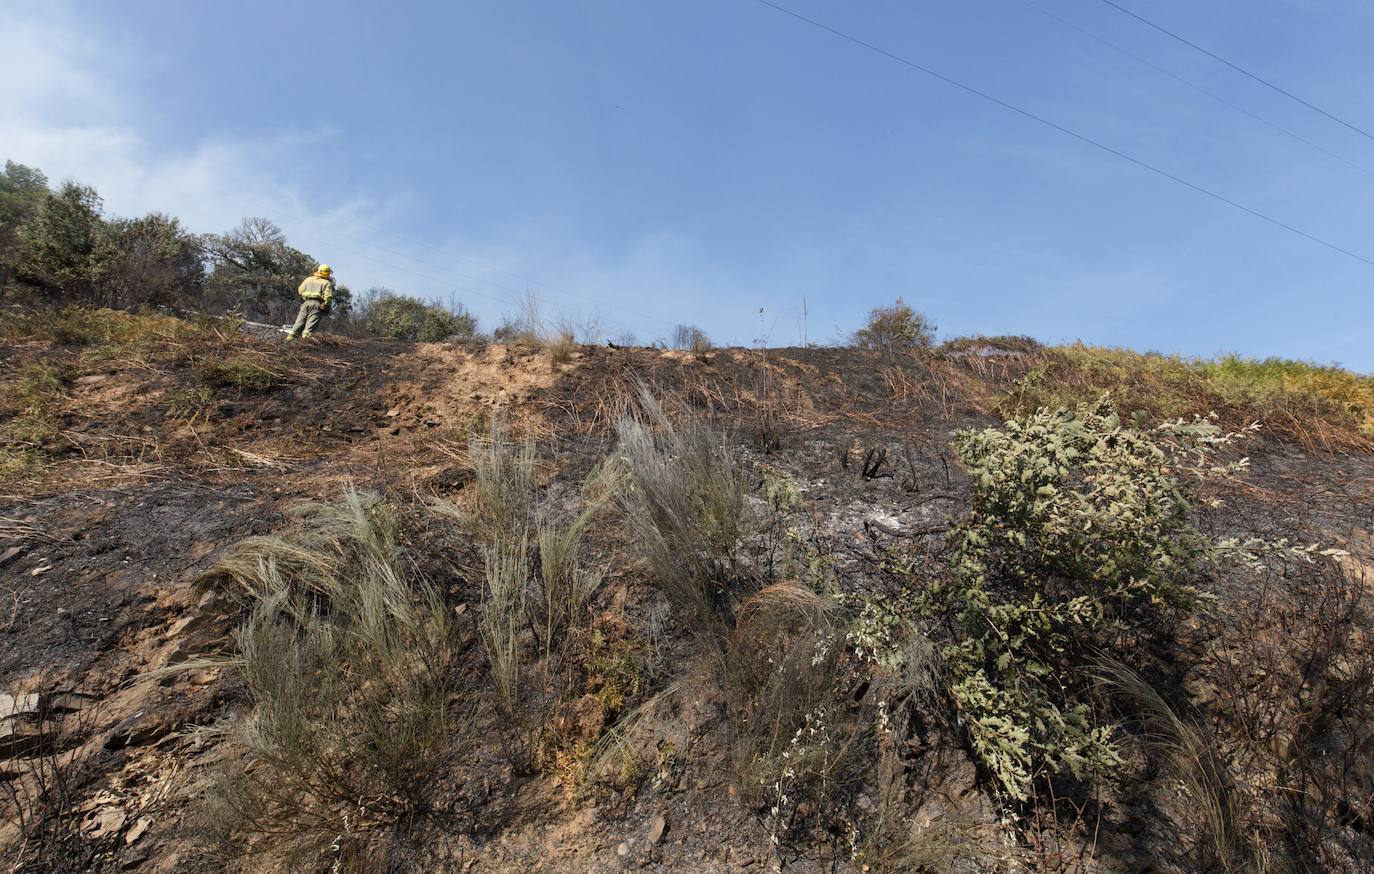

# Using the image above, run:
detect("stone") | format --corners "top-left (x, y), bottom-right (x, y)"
top-left (86, 806), bottom-right (127, 839)
top-left (125, 815), bottom-right (151, 845)
top-left (75, 374), bottom-right (108, 385)
top-left (42, 692), bottom-right (94, 714)
top-left (0, 721), bottom-right (50, 758)
top-left (165, 615), bottom-right (200, 638)
top-left (105, 707), bottom-right (179, 750)
top-left (647, 813), bottom-right (667, 845)
top-left (616, 842), bottom-right (630, 858)
top-left (0, 546), bottom-right (20, 566)
top-left (0, 692), bottom-right (40, 719)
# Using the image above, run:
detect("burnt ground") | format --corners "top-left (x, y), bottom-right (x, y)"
top-left (1, 329), bottom-right (1372, 872)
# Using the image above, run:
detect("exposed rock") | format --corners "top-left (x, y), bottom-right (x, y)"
top-left (105, 707), bottom-right (180, 750)
top-left (125, 815), bottom-right (151, 845)
top-left (85, 806), bottom-right (127, 839)
top-left (0, 692), bottom-right (40, 720)
top-left (0, 721), bottom-right (51, 757)
top-left (647, 813), bottom-right (667, 845)
top-left (43, 691), bottom-right (95, 714)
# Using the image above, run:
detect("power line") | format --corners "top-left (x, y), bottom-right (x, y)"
top-left (1096, 0), bottom-right (1374, 145)
top-left (749, 0), bottom-right (1374, 269)
top-left (1014, 0), bottom-right (1374, 178)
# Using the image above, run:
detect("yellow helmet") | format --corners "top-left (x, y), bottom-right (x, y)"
top-left (316, 264), bottom-right (332, 277)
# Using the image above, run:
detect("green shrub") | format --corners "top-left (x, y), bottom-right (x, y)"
top-left (851, 298), bottom-right (935, 354)
top-left (360, 290), bottom-right (477, 342)
top-left (925, 396), bottom-right (1214, 799)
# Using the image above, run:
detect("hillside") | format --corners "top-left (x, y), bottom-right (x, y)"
top-left (1, 310), bottom-right (1371, 873)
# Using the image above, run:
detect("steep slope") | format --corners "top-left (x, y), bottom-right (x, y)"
top-left (1, 315), bottom-right (1370, 872)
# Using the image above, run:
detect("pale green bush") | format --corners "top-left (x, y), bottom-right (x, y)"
top-left (926, 396), bottom-right (1218, 799)
top-left (851, 298), bottom-right (935, 353)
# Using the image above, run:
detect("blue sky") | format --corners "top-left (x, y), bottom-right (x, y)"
top-left (3, 0), bottom-right (1373, 367)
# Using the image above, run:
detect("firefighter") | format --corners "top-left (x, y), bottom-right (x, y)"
top-left (287, 264), bottom-right (335, 340)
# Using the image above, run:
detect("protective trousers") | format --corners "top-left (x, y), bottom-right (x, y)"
top-left (288, 299), bottom-right (324, 339)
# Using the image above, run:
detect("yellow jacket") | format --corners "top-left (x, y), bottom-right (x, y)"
top-left (298, 274), bottom-right (335, 304)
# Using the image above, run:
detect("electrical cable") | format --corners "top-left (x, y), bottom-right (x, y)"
top-left (1096, 0), bottom-right (1374, 144)
top-left (749, 0), bottom-right (1374, 269)
top-left (1014, 0), bottom-right (1374, 177)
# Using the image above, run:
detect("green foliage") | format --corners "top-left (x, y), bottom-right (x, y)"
top-left (851, 298), bottom-right (936, 354)
top-left (0, 161), bottom-right (49, 298)
top-left (358, 288), bottom-right (478, 341)
top-left (926, 396), bottom-right (1212, 799)
top-left (203, 217), bottom-right (317, 323)
top-left (198, 355), bottom-right (285, 391)
top-left (0, 161), bottom-right (49, 227)
top-left (0, 307), bottom-right (213, 351)
top-left (1003, 344), bottom-right (1374, 450)
top-left (11, 182), bottom-right (106, 302)
top-left (93, 212), bottom-right (205, 309)
top-left (1197, 353), bottom-right (1374, 437)
top-left (0, 361), bottom-right (67, 479)
top-left (2, 164), bottom-right (204, 311)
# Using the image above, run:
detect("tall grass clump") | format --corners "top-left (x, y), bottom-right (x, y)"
top-left (0, 361), bottom-right (67, 479)
top-left (196, 489), bottom-right (461, 866)
top-left (429, 422), bottom-right (618, 716)
top-left (616, 388), bottom-right (751, 633)
top-left (1097, 661), bottom-right (1265, 874)
top-left (1197, 354), bottom-right (1374, 439)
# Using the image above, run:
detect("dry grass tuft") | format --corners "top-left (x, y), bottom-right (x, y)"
top-left (1097, 660), bottom-right (1268, 874)
top-left (191, 489), bottom-right (464, 867)
top-left (545, 326), bottom-right (578, 365)
top-left (616, 387), bottom-right (752, 634)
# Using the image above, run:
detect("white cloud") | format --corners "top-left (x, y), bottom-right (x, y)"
top-left (0, 1), bottom-right (706, 337)
top-left (0, 1), bottom-right (875, 344)
top-left (0, 3), bottom-right (403, 288)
